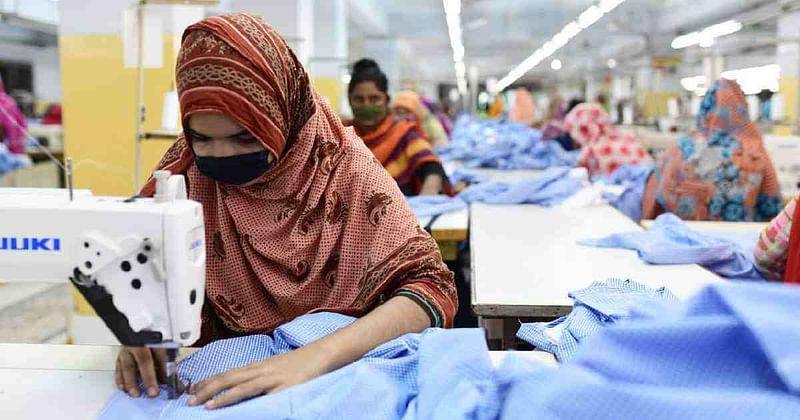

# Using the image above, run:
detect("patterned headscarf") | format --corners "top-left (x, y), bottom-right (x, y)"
top-left (142, 14), bottom-right (456, 342)
top-left (0, 77), bottom-right (27, 154)
top-left (642, 79), bottom-right (781, 221)
top-left (564, 103), bottom-right (650, 176)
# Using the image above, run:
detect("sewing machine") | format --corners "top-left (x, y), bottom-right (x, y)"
top-left (0, 171), bottom-right (205, 398)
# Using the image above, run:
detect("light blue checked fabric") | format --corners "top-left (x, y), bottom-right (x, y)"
top-left (457, 167), bottom-right (582, 206)
top-left (517, 279), bottom-right (678, 361)
top-left (406, 195), bottom-right (468, 218)
top-left (436, 115), bottom-right (578, 169)
top-left (595, 165), bottom-right (653, 222)
top-left (503, 281), bottom-right (800, 419)
top-left (98, 313), bottom-right (499, 420)
top-left (578, 213), bottom-right (766, 280)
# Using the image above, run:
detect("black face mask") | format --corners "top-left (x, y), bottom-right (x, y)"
top-left (193, 150), bottom-right (273, 185)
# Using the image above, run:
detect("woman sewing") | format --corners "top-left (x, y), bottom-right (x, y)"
top-left (115, 13), bottom-right (457, 410)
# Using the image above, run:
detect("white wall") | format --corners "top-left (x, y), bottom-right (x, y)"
top-left (0, 41), bottom-right (60, 102)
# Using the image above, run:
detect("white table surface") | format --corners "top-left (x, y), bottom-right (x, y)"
top-left (0, 343), bottom-right (555, 419)
top-left (470, 203), bottom-right (722, 318)
top-left (642, 219), bottom-right (767, 233)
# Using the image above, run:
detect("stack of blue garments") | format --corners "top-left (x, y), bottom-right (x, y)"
top-left (99, 281), bottom-right (800, 419)
top-left (458, 166), bottom-right (583, 206)
top-left (578, 213), bottom-right (765, 280)
top-left (516, 278), bottom-right (678, 361)
top-left (437, 115), bottom-right (578, 170)
top-left (0, 143), bottom-right (30, 176)
top-left (406, 195), bottom-right (468, 218)
top-left (594, 165), bottom-right (653, 222)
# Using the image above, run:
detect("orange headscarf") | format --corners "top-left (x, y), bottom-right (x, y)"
top-left (509, 88), bottom-right (536, 126)
top-left (142, 14), bottom-right (456, 343)
top-left (642, 79), bottom-right (781, 221)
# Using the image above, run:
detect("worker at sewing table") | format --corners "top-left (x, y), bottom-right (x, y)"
top-left (116, 13), bottom-right (456, 410)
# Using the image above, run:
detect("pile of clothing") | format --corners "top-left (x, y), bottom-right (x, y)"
top-left (99, 281), bottom-right (800, 419)
top-left (436, 115), bottom-right (578, 170)
top-left (579, 213), bottom-right (765, 280)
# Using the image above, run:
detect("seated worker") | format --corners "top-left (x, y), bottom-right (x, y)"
top-left (347, 58), bottom-right (451, 196)
top-left (564, 102), bottom-right (651, 176)
top-left (754, 196), bottom-right (800, 282)
top-left (116, 14), bottom-right (457, 410)
top-left (642, 79), bottom-right (782, 221)
top-left (394, 91), bottom-right (450, 148)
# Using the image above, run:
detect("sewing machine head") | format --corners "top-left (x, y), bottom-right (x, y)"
top-left (0, 171), bottom-right (205, 348)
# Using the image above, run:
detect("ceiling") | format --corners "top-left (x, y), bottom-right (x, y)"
top-left (348, 0), bottom-right (787, 86)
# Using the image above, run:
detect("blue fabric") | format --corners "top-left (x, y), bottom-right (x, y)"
top-left (595, 165), bottom-right (653, 222)
top-left (517, 279), bottom-right (678, 361)
top-left (406, 195), bottom-right (468, 218)
top-left (98, 313), bottom-right (500, 420)
top-left (578, 213), bottom-right (765, 280)
top-left (448, 168), bottom-right (490, 186)
top-left (503, 281), bottom-right (800, 419)
top-left (457, 167), bottom-right (582, 206)
top-left (99, 282), bottom-right (800, 419)
top-left (0, 143), bottom-right (30, 175)
top-left (437, 115), bottom-right (578, 169)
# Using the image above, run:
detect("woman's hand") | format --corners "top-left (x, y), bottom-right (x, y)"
top-left (115, 347), bottom-right (168, 398)
top-left (187, 344), bottom-right (331, 409)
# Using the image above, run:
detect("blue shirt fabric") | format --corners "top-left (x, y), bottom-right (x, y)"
top-left (457, 167), bottom-right (582, 206)
top-left (595, 165), bottom-right (653, 222)
top-left (502, 281), bottom-right (800, 420)
top-left (578, 213), bottom-right (765, 280)
top-left (98, 313), bottom-right (499, 420)
top-left (517, 279), bottom-right (678, 361)
top-left (98, 282), bottom-right (800, 419)
top-left (406, 195), bottom-right (468, 218)
top-left (437, 115), bottom-right (578, 170)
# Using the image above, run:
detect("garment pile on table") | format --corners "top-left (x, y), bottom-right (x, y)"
top-left (458, 167), bottom-right (584, 207)
top-left (579, 213), bottom-right (765, 280)
top-left (436, 116), bottom-right (578, 170)
top-left (594, 165), bottom-right (653, 222)
top-left (406, 195), bottom-right (468, 218)
top-left (516, 278), bottom-right (678, 361)
top-left (99, 281), bottom-right (800, 419)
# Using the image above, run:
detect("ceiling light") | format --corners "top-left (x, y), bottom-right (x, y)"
top-left (607, 58), bottom-right (617, 69)
top-left (671, 19), bottom-right (742, 50)
top-left (551, 59), bottom-right (562, 70)
top-left (494, 0), bottom-right (627, 93)
top-left (465, 18), bottom-right (488, 31)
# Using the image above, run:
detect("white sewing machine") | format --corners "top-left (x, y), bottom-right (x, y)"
top-left (0, 171), bottom-right (205, 397)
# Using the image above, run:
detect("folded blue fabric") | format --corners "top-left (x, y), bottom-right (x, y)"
top-left (457, 167), bottom-right (582, 206)
top-left (98, 313), bottom-right (497, 420)
top-left (437, 115), bottom-right (577, 170)
top-left (503, 281), bottom-right (800, 419)
top-left (578, 213), bottom-right (765, 280)
top-left (517, 279), bottom-right (678, 361)
top-left (595, 165), bottom-right (653, 222)
top-left (407, 195), bottom-right (468, 218)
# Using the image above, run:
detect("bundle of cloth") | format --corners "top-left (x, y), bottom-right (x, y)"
top-left (0, 143), bottom-right (31, 176)
top-left (436, 115), bottom-right (578, 170)
top-left (99, 281), bottom-right (800, 419)
top-left (579, 213), bottom-right (765, 280)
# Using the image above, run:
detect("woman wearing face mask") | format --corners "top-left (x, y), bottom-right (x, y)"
top-left (348, 59), bottom-right (451, 196)
top-left (114, 14), bottom-right (457, 410)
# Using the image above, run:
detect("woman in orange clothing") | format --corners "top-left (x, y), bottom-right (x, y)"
top-left (347, 59), bottom-right (451, 196)
top-left (642, 79), bottom-right (781, 221)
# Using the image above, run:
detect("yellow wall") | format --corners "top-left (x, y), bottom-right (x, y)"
top-left (312, 76), bottom-right (342, 114)
top-left (774, 77), bottom-right (799, 135)
top-left (61, 34), bottom-right (179, 197)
